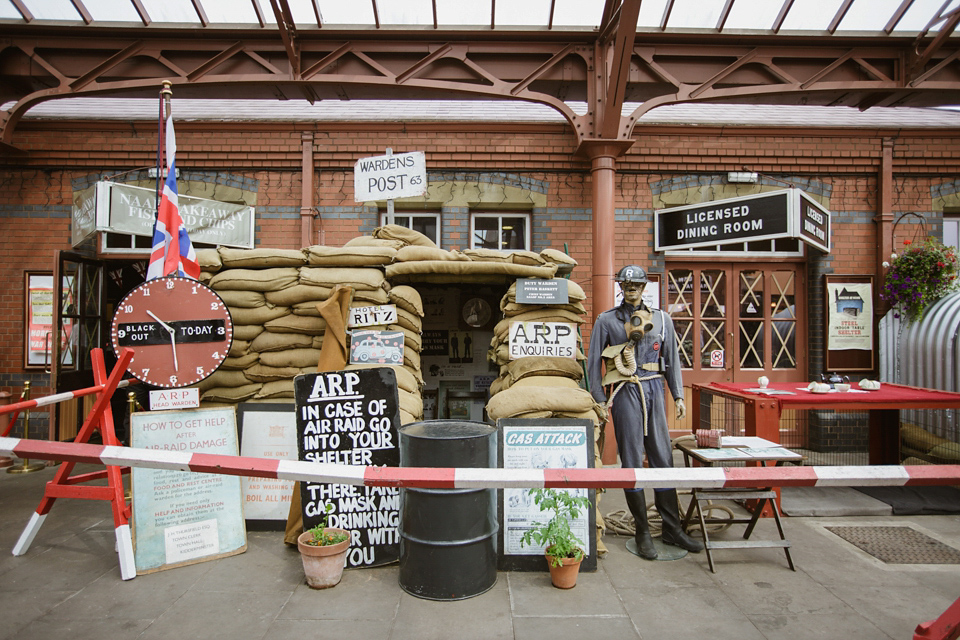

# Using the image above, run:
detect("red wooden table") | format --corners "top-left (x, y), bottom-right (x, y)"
top-left (692, 382), bottom-right (960, 464)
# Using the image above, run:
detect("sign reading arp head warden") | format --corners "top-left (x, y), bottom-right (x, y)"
top-left (294, 368), bottom-right (401, 568)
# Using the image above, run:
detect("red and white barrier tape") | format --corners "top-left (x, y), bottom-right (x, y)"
top-left (3, 436), bottom-right (959, 489)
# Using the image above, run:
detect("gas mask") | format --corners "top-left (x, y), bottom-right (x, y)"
top-left (624, 307), bottom-right (654, 344)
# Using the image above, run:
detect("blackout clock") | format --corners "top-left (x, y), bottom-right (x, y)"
top-left (110, 276), bottom-right (233, 389)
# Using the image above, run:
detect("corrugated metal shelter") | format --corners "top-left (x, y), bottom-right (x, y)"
top-left (879, 292), bottom-right (960, 442)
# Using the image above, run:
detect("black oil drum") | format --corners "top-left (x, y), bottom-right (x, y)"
top-left (398, 420), bottom-right (498, 600)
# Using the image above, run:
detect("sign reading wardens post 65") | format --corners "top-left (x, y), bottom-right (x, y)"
top-left (294, 368), bottom-right (401, 568)
top-left (354, 151), bottom-right (427, 201)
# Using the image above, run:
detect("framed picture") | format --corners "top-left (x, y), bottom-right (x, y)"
top-left (24, 271), bottom-right (55, 369)
top-left (824, 275), bottom-right (874, 372)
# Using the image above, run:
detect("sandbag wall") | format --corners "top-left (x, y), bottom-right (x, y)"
top-left (193, 244), bottom-right (426, 425)
top-left (485, 278), bottom-right (606, 434)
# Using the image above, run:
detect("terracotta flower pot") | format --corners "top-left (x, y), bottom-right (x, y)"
top-left (297, 528), bottom-right (350, 589)
top-left (545, 550), bottom-right (583, 589)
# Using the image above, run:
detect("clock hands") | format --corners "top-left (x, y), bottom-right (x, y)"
top-left (147, 310), bottom-right (179, 372)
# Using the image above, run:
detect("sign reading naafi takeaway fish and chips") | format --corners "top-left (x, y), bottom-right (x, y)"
top-left (655, 188), bottom-right (830, 253)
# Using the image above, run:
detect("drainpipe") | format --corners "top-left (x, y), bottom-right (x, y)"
top-left (877, 137), bottom-right (895, 315)
top-left (300, 132), bottom-right (315, 248)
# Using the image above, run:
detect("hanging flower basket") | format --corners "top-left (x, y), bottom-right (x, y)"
top-left (880, 237), bottom-right (959, 323)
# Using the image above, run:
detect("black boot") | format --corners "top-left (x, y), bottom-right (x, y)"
top-left (624, 490), bottom-right (658, 560)
top-left (655, 489), bottom-right (704, 553)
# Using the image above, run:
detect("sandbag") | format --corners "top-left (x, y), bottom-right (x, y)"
top-left (217, 290), bottom-right (267, 309)
top-left (220, 353), bottom-right (259, 370)
top-left (504, 356), bottom-right (583, 384)
top-left (264, 314), bottom-right (327, 335)
top-left (386, 260), bottom-right (557, 281)
top-left (244, 363), bottom-right (303, 382)
top-left (209, 268), bottom-right (300, 292)
top-left (260, 348), bottom-right (324, 369)
top-left (487, 384), bottom-right (597, 419)
top-left (299, 266), bottom-right (386, 291)
top-left (344, 236), bottom-right (406, 250)
top-left (305, 245), bottom-right (397, 266)
top-left (218, 247), bottom-right (306, 268)
top-left (255, 379), bottom-right (295, 399)
top-left (233, 325), bottom-right (265, 342)
top-left (196, 248), bottom-right (223, 272)
top-left (228, 306), bottom-right (290, 325)
top-left (389, 285), bottom-right (424, 317)
top-left (396, 246), bottom-right (470, 262)
top-left (201, 383), bottom-right (262, 403)
top-left (374, 224), bottom-right (437, 247)
top-left (249, 332), bottom-right (314, 353)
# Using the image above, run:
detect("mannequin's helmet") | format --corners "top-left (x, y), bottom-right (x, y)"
top-left (615, 265), bottom-right (648, 285)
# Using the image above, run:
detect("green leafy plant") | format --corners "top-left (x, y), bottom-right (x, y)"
top-left (519, 488), bottom-right (590, 567)
top-left (881, 237), bottom-right (959, 323)
top-left (304, 502), bottom-right (349, 547)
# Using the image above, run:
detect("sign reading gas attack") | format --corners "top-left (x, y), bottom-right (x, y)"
top-left (294, 368), bottom-right (401, 568)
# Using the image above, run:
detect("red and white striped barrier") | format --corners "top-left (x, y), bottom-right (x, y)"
top-left (1, 378), bottom-right (137, 437)
top-left (3, 436), bottom-right (959, 489)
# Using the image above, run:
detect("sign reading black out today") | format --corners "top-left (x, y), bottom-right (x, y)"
top-left (654, 188), bottom-right (831, 253)
top-left (294, 368), bottom-right (401, 568)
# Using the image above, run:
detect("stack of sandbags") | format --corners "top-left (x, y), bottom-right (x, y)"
top-left (346, 285), bottom-right (425, 425)
top-left (193, 246), bottom-right (423, 422)
top-left (485, 278), bottom-right (604, 426)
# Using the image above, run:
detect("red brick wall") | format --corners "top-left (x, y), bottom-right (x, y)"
top-left (2, 119), bottom-right (959, 401)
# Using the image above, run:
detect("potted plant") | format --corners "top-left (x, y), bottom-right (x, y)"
top-left (519, 488), bottom-right (591, 589)
top-left (296, 503), bottom-right (351, 589)
top-left (881, 237), bottom-right (959, 322)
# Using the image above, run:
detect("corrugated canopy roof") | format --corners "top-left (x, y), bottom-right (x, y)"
top-left (2, 0), bottom-right (958, 35)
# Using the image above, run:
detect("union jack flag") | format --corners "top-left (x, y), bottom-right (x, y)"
top-left (146, 109), bottom-right (200, 280)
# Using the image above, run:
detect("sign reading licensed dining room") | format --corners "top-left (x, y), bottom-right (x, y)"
top-left (655, 188), bottom-right (831, 253)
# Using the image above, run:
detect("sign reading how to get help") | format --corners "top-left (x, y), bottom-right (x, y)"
top-left (294, 368), bottom-right (401, 568)
top-left (130, 407), bottom-right (246, 574)
top-left (354, 151), bottom-right (427, 202)
top-left (508, 321), bottom-right (577, 359)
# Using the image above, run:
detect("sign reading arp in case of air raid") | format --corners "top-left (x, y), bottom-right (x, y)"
top-left (294, 368), bottom-right (401, 568)
top-left (654, 188), bottom-right (831, 253)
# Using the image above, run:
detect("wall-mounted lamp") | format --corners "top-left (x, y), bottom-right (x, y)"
top-left (727, 171), bottom-right (758, 183)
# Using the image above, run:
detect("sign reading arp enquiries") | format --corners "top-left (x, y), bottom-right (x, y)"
top-left (655, 188), bottom-right (831, 253)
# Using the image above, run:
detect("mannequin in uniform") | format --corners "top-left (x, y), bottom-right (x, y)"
top-left (587, 265), bottom-right (703, 560)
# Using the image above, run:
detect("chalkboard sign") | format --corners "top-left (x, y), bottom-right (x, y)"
top-left (294, 368), bottom-right (401, 568)
top-left (497, 418), bottom-right (596, 572)
top-left (130, 407), bottom-right (246, 574)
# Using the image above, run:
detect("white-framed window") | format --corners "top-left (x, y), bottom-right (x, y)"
top-left (944, 212), bottom-right (960, 253)
top-left (470, 213), bottom-right (531, 251)
top-left (665, 237), bottom-right (805, 258)
top-left (380, 212), bottom-right (441, 246)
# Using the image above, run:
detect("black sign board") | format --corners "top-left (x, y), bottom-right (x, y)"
top-left (656, 191), bottom-right (790, 250)
top-left (294, 368), bottom-right (401, 568)
top-left (654, 188), bottom-right (832, 253)
top-left (516, 278), bottom-right (570, 305)
top-left (798, 191), bottom-right (831, 253)
top-left (497, 418), bottom-right (596, 573)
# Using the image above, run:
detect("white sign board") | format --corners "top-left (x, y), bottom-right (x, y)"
top-left (508, 322), bottom-right (578, 359)
top-left (348, 304), bottom-right (398, 328)
top-left (149, 388), bottom-right (200, 411)
top-left (354, 151), bottom-right (427, 202)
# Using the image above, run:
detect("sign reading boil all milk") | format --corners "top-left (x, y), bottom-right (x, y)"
top-left (294, 368), bottom-right (401, 568)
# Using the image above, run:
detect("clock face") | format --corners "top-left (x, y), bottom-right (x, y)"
top-left (111, 276), bottom-right (233, 389)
